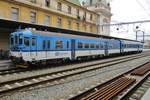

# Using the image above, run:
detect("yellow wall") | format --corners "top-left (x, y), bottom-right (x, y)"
top-left (0, 0), bottom-right (97, 33)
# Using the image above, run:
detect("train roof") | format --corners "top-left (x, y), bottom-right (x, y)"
top-left (21, 29), bottom-right (142, 43)
top-left (21, 29), bottom-right (105, 40)
top-left (26, 30), bottom-right (141, 42)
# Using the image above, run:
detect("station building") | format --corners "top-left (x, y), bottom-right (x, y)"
top-left (83, 0), bottom-right (112, 36)
top-left (0, 0), bottom-right (111, 56)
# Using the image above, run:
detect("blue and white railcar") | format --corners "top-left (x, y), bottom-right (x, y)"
top-left (10, 29), bottom-right (107, 67)
top-left (75, 38), bottom-right (106, 58)
top-left (106, 39), bottom-right (121, 55)
top-left (121, 40), bottom-right (143, 53)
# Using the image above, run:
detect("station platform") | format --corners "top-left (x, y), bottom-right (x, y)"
top-left (141, 88), bottom-right (150, 100)
top-left (0, 60), bottom-right (12, 70)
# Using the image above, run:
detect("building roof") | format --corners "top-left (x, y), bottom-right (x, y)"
top-left (66, 0), bottom-right (81, 6)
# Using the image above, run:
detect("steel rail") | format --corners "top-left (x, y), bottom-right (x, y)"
top-left (0, 53), bottom-right (149, 95)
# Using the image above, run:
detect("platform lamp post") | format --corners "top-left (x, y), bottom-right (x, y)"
top-left (141, 31), bottom-right (145, 43)
top-left (135, 26), bottom-right (139, 41)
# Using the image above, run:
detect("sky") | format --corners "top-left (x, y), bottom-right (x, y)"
top-left (80, 0), bottom-right (150, 40)
top-left (110, 0), bottom-right (150, 40)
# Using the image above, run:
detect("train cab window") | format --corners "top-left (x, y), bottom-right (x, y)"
top-left (66, 41), bottom-right (69, 48)
top-left (56, 40), bottom-right (63, 49)
top-left (19, 34), bottom-right (23, 45)
top-left (47, 40), bottom-right (50, 49)
top-left (78, 42), bottom-right (83, 48)
top-left (43, 40), bottom-right (46, 49)
top-left (24, 37), bottom-right (30, 47)
top-left (84, 43), bottom-right (89, 48)
top-left (32, 37), bottom-right (36, 46)
top-left (15, 35), bottom-right (18, 45)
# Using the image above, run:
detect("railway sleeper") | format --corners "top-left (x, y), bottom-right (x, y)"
top-left (82, 77), bottom-right (136, 100)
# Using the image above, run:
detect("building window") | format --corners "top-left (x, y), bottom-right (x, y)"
top-left (31, 0), bottom-right (36, 3)
top-left (68, 6), bottom-right (71, 14)
top-left (90, 25), bottom-right (93, 32)
top-left (76, 22), bottom-right (80, 30)
top-left (83, 24), bottom-right (86, 31)
top-left (57, 2), bottom-right (62, 11)
top-left (11, 7), bottom-right (19, 21)
top-left (90, 0), bottom-right (92, 5)
top-left (45, 0), bottom-right (50, 7)
top-left (76, 9), bottom-right (79, 16)
top-left (90, 14), bottom-right (93, 21)
top-left (44, 15), bottom-right (50, 26)
top-left (57, 16), bottom-right (62, 27)
top-left (83, 12), bottom-right (86, 20)
top-left (68, 20), bottom-right (72, 29)
top-left (30, 11), bottom-right (36, 23)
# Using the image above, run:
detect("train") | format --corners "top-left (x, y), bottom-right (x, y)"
top-left (10, 29), bottom-right (143, 68)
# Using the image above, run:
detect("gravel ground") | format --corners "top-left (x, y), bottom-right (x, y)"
top-left (0, 54), bottom-right (140, 83)
top-left (0, 56), bottom-right (150, 100)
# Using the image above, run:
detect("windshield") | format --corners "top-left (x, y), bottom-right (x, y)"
top-left (10, 34), bottom-right (23, 50)
top-left (19, 34), bottom-right (23, 45)
top-left (15, 35), bottom-right (18, 45)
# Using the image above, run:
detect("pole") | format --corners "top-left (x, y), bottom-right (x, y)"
top-left (136, 31), bottom-right (137, 41)
top-left (143, 31), bottom-right (144, 43)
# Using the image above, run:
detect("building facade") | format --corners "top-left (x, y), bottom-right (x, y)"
top-left (83, 0), bottom-right (112, 36)
top-left (0, 0), bottom-right (100, 53)
top-left (0, 0), bottom-right (98, 33)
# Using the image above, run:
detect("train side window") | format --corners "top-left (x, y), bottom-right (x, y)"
top-left (100, 44), bottom-right (103, 49)
top-left (43, 40), bottom-right (46, 49)
top-left (90, 43), bottom-right (95, 48)
top-left (85, 43), bottom-right (89, 48)
top-left (47, 40), bottom-right (50, 49)
top-left (19, 34), bottom-right (23, 45)
top-left (32, 37), bottom-right (36, 46)
top-left (78, 42), bottom-right (83, 48)
top-left (66, 41), bottom-right (69, 48)
top-left (96, 44), bottom-right (99, 49)
top-left (24, 37), bottom-right (30, 47)
top-left (56, 40), bottom-right (63, 49)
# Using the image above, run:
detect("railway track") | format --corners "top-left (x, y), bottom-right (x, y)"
top-left (0, 52), bottom-right (148, 76)
top-left (0, 53), bottom-right (149, 96)
top-left (69, 61), bottom-right (150, 100)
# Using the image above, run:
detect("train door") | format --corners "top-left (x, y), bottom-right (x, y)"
top-left (24, 37), bottom-right (31, 59)
top-left (105, 42), bottom-right (108, 56)
top-left (120, 40), bottom-right (123, 53)
top-left (71, 39), bottom-right (76, 60)
top-left (46, 40), bottom-right (51, 59)
top-left (42, 39), bottom-right (47, 59)
top-left (30, 36), bottom-right (37, 60)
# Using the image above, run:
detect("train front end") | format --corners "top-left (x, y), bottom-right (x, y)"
top-left (10, 30), bottom-right (30, 68)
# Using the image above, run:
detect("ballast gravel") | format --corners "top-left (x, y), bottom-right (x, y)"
top-left (0, 56), bottom-right (150, 100)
